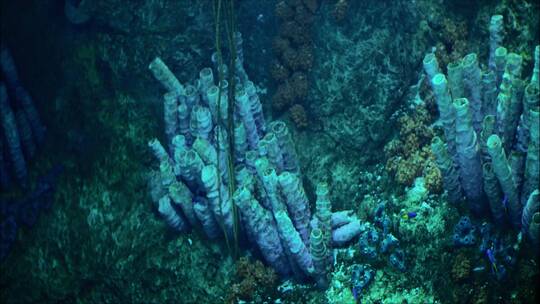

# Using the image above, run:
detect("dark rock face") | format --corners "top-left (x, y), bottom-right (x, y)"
top-left (65, 1), bottom-right (214, 94)
top-left (309, 0), bottom-right (428, 156)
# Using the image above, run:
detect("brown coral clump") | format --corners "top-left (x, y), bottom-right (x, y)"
top-left (332, 0), bottom-right (349, 22)
top-left (285, 0), bottom-right (302, 7)
top-left (280, 20), bottom-right (303, 40)
top-left (297, 44), bottom-right (314, 70)
top-left (228, 256), bottom-right (278, 302)
top-left (282, 46), bottom-right (299, 70)
top-left (290, 72), bottom-right (308, 99)
top-left (275, 1), bottom-right (294, 20)
top-left (272, 37), bottom-right (291, 54)
top-left (272, 83), bottom-right (295, 110)
top-left (295, 3), bottom-right (315, 25)
top-left (270, 61), bottom-right (290, 81)
top-left (302, 0), bottom-right (319, 14)
top-left (271, 0), bottom-right (317, 118)
top-left (290, 104), bottom-right (309, 129)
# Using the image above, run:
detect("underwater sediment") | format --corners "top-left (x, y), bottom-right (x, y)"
top-left (1, 0), bottom-right (539, 303)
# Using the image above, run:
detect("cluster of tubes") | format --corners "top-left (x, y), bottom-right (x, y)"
top-left (1, 47), bottom-right (46, 190)
top-left (427, 15), bottom-right (539, 245)
top-left (147, 32), bottom-right (363, 288)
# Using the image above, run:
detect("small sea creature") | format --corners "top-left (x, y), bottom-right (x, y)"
top-left (486, 247), bottom-right (498, 274)
top-left (402, 211), bottom-right (417, 220)
top-left (472, 266), bottom-right (486, 272)
top-left (501, 195), bottom-right (508, 212)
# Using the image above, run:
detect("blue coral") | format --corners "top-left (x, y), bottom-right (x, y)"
top-left (478, 222), bottom-right (494, 253)
top-left (358, 226), bottom-right (379, 260)
top-left (381, 233), bottom-right (399, 253)
top-left (357, 201), bottom-right (407, 272)
top-left (453, 216), bottom-right (476, 246)
top-left (351, 264), bottom-right (374, 300)
top-left (0, 165), bottom-right (62, 261)
top-left (389, 248), bottom-right (407, 272)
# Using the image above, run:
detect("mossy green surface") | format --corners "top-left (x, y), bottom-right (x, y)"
top-left (325, 264), bottom-right (356, 304)
top-left (0, 7), bottom-right (233, 298)
top-left (0, 89), bottom-right (234, 303)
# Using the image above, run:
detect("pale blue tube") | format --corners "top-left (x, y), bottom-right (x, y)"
top-left (270, 121), bottom-right (299, 174)
top-left (462, 53), bottom-right (483, 134)
top-left (234, 186), bottom-right (291, 276)
top-left (431, 74), bottom-right (457, 157)
top-left (454, 98), bottom-right (485, 214)
top-left (431, 136), bottom-right (463, 204)
top-left (522, 108), bottom-right (539, 207)
top-left (158, 195), bottom-right (188, 232)
top-left (189, 105), bottom-right (213, 140)
top-left (278, 171), bottom-right (311, 245)
top-left (0, 84), bottom-right (27, 186)
top-left (15, 87), bottom-right (46, 144)
top-left (487, 134), bottom-right (521, 227)
top-left (423, 53), bottom-right (440, 81)
top-left (447, 60), bottom-right (465, 99)
top-left (488, 15), bottom-right (504, 73)
top-left (149, 57), bottom-right (184, 94)
top-left (236, 88), bottom-right (259, 149)
top-left (522, 190), bottom-right (539, 245)
top-left (14, 109), bottom-right (35, 159)
top-left (481, 71), bottom-right (497, 117)
top-left (193, 197), bottom-right (221, 239)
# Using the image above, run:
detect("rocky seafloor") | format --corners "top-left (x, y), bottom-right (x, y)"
top-left (1, 0), bottom-right (539, 303)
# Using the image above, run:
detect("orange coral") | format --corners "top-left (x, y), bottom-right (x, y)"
top-left (384, 138), bottom-right (402, 158)
top-left (403, 133), bottom-right (420, 157)
top-left (394, 154), bottom-right (423, 186)
top-left (398, 107), bottom-right (433, 141)
top-left (384, 105), bottom-right (437, 189)
top-left (290, 104), bottom-right (309, 129)
top-left (423, 159), bottom-right (442, 194)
